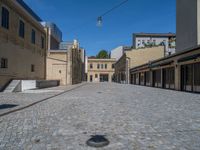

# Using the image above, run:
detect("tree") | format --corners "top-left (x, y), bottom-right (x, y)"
top-left (96, 50), bottom-right (109, 59)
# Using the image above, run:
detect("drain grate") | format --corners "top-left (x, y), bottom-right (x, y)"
top-left (86, 135), bottom-right (109, 148)
top-left (0, 104), bottom-right (18, 110)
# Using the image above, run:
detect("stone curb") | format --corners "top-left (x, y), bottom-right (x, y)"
top-left (0, 83), bottom-right (87, 117)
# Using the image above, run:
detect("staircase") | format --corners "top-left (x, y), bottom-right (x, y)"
top-left (3, 80), bottom-right (21, 93)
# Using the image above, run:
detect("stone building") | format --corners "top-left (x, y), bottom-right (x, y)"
top-left (110, 46), bottom-right (131, 61)
top-left (41, 22), bottom-right (62, 50)
top-left (129, 0), bottom-right (200, 93)
top-left (46, 40), bottom-right (84, 85)
top-left (130, 46), bottom-right (200, 93)
top-left (114, 46), bottom-right (165, 84)
top-left (0, 0), bottom-right (85, 91)
top-left (133, 33), bottom-right (176, 56)
top-left (176, 0), bottom-right (200, 51)
top-left (42, 21), bottom-right (85, 85)
top-left (87, 58), bottom-right (116, 83)
top-left (0, 0), bottom-right (46, 91)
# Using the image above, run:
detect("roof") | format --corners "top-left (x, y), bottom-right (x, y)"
top-left (133, 33), bottom-right (176, 37)
top-left (88, 58), bottom-right (116, 62)
top-left (16, 0), bottom-right (42, 22)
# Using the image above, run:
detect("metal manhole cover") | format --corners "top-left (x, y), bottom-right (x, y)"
top-left (86, 135), bottom-right (109, 148)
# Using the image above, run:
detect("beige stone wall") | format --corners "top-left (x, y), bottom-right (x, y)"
top-left (126, 46), bottom-right (165, 68)
top-left (87, 59), bottom-right (116, 83)
top-left (114, 46), bottom-right (165, 83)
top-left (46, 47), bottom-right (84, 86)
top-left (46, 52), bottom-right (68, 85)
top-left (71, 48), bottom-right (83, 84)
top-left (114, 55), bottom-right (127, 83)
top-left (0, 0), bottom-right (46, 90)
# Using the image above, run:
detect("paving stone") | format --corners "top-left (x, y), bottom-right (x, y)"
top-left (0, 83), bottom-right (200, 149)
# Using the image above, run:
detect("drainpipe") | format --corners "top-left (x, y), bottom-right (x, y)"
top-left (126, 57), bottom-right (131, 84)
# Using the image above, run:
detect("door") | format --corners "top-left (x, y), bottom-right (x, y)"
top-left (153, 69), bottom-right (162, 87)
top-left (145, 71), bottom-right (151, 86)
top-left (100, 74), bottom-right (109, 82)
top-left (52, 64), bottom-right (67, 85)
top-left (193, 63), bottom-right (200, 92)
top-left (163, 67), bottom-right (175, 89)
top-left (90, 75), bottom-right (93, 82)
top-left (181, 64), bottom-right (193, 92)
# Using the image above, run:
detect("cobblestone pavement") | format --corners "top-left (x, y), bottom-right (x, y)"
top-left (0, 83), bottom-right (200, 150)
top-left (0, 83), bottom-right (85, 115)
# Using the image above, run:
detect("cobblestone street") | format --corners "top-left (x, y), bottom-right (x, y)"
top-left (0, 83), bottom-right (200, 150)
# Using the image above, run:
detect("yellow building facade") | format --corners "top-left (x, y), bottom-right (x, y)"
top-left (87, 58), bottom-right (116, 83)
top-left (0, 0), bottom-right (46, 91)
top-left (46, 43), bottom-right (84, 85)
top-left (114, 46), bottom-right (164, 83)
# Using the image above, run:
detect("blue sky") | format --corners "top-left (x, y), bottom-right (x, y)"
top-left (24, 0), bottom-right (176, 56)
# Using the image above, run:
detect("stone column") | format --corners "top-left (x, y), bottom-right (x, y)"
top-left (175, 62), bottom-right (181, 90)
top-left (150, 70), bottom-right (153, 87)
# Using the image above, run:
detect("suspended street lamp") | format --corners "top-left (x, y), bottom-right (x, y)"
top-left (97, 16), bottom-right (103, 27)
top-left (96, 0), bottom-right (128, 27)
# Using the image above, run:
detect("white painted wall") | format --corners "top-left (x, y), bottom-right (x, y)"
top-left (135, 37), bottom-right (169, 48)
top-left (85, 56), bottom-right (88, 73)
top-left (21, 80), bottom-right (36, 91)
top-left (135, 37), bottom-right (175, 55)
top-left (111, 46), bottom-right (124, 61)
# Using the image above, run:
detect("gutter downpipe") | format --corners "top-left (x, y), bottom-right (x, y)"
top-left (126, 57), bottom-right (131, 84)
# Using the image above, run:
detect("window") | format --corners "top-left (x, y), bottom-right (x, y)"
top-left (1, 58), bottom-right (8, 68)
top-left (194, 63), bottom-right (200, 85)
top-left (41, 36), bottom-right (45, 49)
top-left (19, 20), bottom-right (25, 38)
top-left (97, 64), bottom-right (100, 69)
top-left (90, 64), bottom-right (93, 69)
top-left (105, 64), bottom-right (107, 69)
top-left (142, 40), bottom-right (145, 44)
top-left (31, 64), bottom-right (35, 72)
top-left (161, 40), bottom-right (166, 46)
top-left (1, 7), bottom-right (9, 29)
top-left (95, 74), bottom-right (98, 78)
top-left (112, 64), bottom-right (115, 69)
top-left (31, 29), bottom-right (36, 44)
top-left (185, 65), bottom-right (193, 85)
top-left (153, 40), bottom-right (156, 45)
top-left (137, 40), bottom-right (141, 46)
top-left (101, 64), bottom-right (104, 69)
top-left (145, 71), bottom-right (150, 84)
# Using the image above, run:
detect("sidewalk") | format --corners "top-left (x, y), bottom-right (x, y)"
top-left (0, 82), bottom-right (87, 117)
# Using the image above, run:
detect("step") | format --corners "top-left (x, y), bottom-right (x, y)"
top-left (3, 80), bottom-right (21, 93)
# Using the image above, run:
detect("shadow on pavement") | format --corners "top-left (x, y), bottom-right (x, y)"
top-left (0, 104), bottom-right (18, 110)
